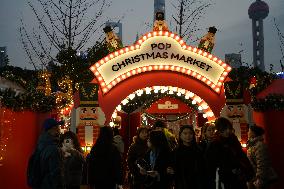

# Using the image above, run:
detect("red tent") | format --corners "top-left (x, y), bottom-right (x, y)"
top-left (257, 79), bottom-right (284, 98)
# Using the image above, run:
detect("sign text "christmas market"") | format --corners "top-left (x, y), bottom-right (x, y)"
top-left (112, 43), bottom-right (212, 72)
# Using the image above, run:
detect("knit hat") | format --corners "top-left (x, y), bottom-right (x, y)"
top-left (43, 118), bottom-right (64, 131)
top-left (249, 125), bottom-right (265, 136)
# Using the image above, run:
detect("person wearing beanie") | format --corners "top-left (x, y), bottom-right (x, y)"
top-left (30, 117), bottom-right (64, 189)
top-left (247, 125), bottom-right (278, 189)
top-left (127, 127), bottom-right (149, 189)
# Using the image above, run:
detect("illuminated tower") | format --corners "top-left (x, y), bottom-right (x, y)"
top-left (0, 47), bottom-right (7, 68)
top-left (154, 0), bottom-right (165, 21)
top-left (248, 0), bottom-right (269, 71)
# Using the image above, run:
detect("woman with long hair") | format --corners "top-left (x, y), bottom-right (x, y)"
top-left (127, 127), bottom-right (149, 189)
top-left (199, 122), bottom-right (216, 188)
top-left (172, 125), bottom-right (203, 189)
top-left (61, 131), bottom-right (85, 189)
top-left (138, 130), bottom-right (172, 189)
top-left (87, 126), bottom-right (123, 189)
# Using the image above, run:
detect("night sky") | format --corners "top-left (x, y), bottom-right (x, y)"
top-left (0, 0), bottom-right (284, 72)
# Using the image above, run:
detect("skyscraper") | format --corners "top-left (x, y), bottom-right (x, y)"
top-left (225, 53), bottom-right (242, 69)
top-left (154, 0), bottom-right (165, 22)
top-left (0, 47), bottom-right (7, 67)
top-left (248, 0), bottom-right (269, 71)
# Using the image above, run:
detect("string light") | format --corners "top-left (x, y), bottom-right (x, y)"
top-left (36, 70), bottom-right (51, 96)
top-left (113, 86), bottom-right (215, 120)
top-left (0, 108), bottom-right (15, 166)
top-left (91, 31), bottom-right (231, 95)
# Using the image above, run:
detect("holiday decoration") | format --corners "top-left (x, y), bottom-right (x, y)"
top-left (91, 31), bottom-right (231, 95)
top-left (0, 108), bottom-right (15, 166)
top-left (55, 76), bottom-right (73, 105)
top-left (220, 81), bottom-right (253, 143)
top-left (75, 83), bottom-right (105, 148)
top-left (198, 26), bottom-right (217, 53)
top-left (251, 94), bottom-right (284, 111)
top-left (153, 11), bottom-right (169, 31)
top-left (249, 76), bottom-right (257, 89)
top-left (103, 26), bottom-right (123, 53)
top-left (36, 70), bottom-right (51, 96)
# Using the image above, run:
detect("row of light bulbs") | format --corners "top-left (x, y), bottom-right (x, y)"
top-left (91, 31), bottom-right (231, 95)
top-left (108, 86), bottom-right (215, 127)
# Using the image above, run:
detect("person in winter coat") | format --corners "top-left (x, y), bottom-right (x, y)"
top-left (88, 126), bottom-right (123, 189)
top-left (113, 127), bottom-right (125, 156)
top-left (247, 125), bottom-right (278, 189)
top-left (206, 117), bottom-right (254, 189)
top-left (199, 122), bottom-right (216, 188)
top-left (153, 120), bottom-right (177, 151)
top-left (127, 127), bottom-right (149, 189)
top-left (138, 130), bottom-right (172, 189)
top-left (171, 125), bottom-right (204, 189)
top-left (35, 118), bottom-right (64, 189)
top-left (61, 131), bottom-right (85, 189)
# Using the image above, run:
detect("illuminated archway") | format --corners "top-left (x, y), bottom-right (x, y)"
top-left (109, 86), bottom-right (215, 126)
top-left (90, 31), bottom-right (231, 122)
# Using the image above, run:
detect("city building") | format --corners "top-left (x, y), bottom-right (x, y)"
top-left (248, 0), bottom-right (269, 71)
top-left (0, 47), bottom-right (8, 67)
top-left (225, 53), bottom-right (242, 69)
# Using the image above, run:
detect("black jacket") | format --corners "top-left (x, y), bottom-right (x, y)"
top-left (37, 132), bottom-right (64, 189)
top-left (172, 144), bottom-right (204, 189)
top-left (206, 134), bottom-right (254, 189)
top-left (199, 139), bottom-right (216, 189)
top-left (127, 137), bottom-right (148, 177)
top-left (63, 149), bottom-right (85, 187)
top-left (88, 145), bottom-right (123, 187)
top-left (143, 149), bottom-right (172, 189)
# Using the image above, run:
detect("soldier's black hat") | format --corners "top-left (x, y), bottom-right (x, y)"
top-left (103, 26), bottom-right (112, 33)
top-left (156, 11), bottom-right (164, 21)
top-left (208, 26), bottom-right (217, 34)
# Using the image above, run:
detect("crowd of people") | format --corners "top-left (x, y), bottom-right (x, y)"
top-left (29, 117), bottom-right (277, 189)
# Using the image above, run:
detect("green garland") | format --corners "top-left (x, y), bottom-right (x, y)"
top-left (1, 54), bottom-right (283, 112)
top-left (0, 42), bottom-right (107, 112)
top-left (251, 94), bottom-right (284, 112)
top-left (229, 66), bottom-right (284, 112)
top-left (121, 91), bottom-right (198, 114)
top-left (0, 88), bottom-right (55, 112)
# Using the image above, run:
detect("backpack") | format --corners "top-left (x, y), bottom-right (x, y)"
top-left (27, 149), bottom-right (42, 187)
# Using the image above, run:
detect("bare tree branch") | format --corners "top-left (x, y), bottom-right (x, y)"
top-left (170, 0), bottom-right (213, 43)
top-left (20, 0), bottom-right (111, 68)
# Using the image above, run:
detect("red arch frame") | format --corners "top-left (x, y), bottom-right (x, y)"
top-left (93, 71), bottom-right (228, 122)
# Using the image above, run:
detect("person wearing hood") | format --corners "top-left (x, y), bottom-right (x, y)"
top-left (247, 125), bottom-right (278, 189)
top-left (35, 118), bottom-right (64, 189)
